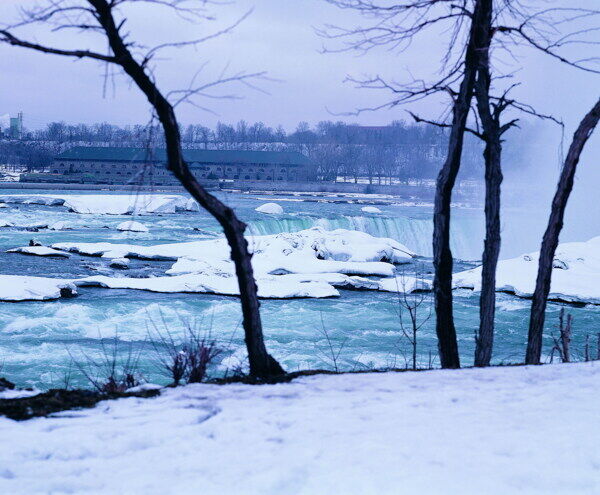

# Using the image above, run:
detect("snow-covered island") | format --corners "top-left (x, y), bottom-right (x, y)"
top-left (454, 236), bottom-right (600, 305)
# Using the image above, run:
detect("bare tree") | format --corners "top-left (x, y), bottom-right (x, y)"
top-left (526, 98), bottom-right (600, 364)
top-left (322, 0), bottom-right (598, 369)
top-left (0, 0), bottom-right (284, 378)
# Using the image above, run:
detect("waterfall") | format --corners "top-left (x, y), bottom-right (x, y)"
top-left (247, 214), bottom-right (483, 260)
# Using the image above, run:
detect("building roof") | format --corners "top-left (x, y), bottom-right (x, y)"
top-left (56, 146), bottom-right (311, 167)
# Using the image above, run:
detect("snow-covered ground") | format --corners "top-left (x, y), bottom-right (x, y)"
top-left (0, 363), bottom-right (598, 494)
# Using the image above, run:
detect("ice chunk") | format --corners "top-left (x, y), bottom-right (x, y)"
top-left (7, 246), bottom-right (71, 258)
top-left (255, 202), bottom-right (284, 214)
top-left (361, 206), bottom-right (382, 214)
top-left (0, 275), bottom-right (76, 301)
top-left (117, 221), bottom-right (149, 233)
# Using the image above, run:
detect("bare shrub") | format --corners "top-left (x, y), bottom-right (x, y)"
top-left (313, 313), bottom-right (349, 372)
top-left (393, 266), bottom-right (433, 370)
top-left (68, 331), bottom-right (143, 393)
top-left (549, 308), bottom-right (573, 363)
top-left (147, 312), bottom-right (223, 385)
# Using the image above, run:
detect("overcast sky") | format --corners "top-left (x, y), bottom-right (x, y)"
top-left (0, 0), bottom-right (597, 135)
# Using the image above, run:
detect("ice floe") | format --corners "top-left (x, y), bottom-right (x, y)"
top-left (117, 221), bottom-right (149, 232)
top-left (0, 275), bottom-right (76, 301)
top-left (0, 194), bottom-right (198, 215)
top-left (255, 202), bottom-right (284, 214)
top-left (7, 246), bottom-right (71, 258)
top-left (75, 274), bottom-right (339, 299)
top-left (361, 206), bottom-right (382, 214)
top-left (454, 236), bottom-right (600, 304)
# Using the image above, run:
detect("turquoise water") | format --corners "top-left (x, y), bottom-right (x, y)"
top-left (0, 189), bottom-right (598, 388)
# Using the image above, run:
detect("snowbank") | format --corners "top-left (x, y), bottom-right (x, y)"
top-left (0, 364), bottom-right (598, 494)
top-left (0, 194), bottom-right (197, 215)
top-left (0, 275), bottom-right (76, 301)
top-left (454, 236), bottom-right (600, 304)
top-left (255, 202), bottom-right (284, 214)
top-left (361, 206), bottom-right (382, 214)
top-left (116, 221), bottom-right (149, 232)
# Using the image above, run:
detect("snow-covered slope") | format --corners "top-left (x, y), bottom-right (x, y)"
top-left (0, 364), bottom-right (598, 494)
top-left (454, 236), bottom-right (600, 304)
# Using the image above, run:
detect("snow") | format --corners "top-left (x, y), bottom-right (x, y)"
top-left (361, 206), bottom-right (382, 214)
top-left (0, 363), bottom-right (598, 494)
top-left (0, 389), bottom-right (40, 400)
top-left (454, 236), bottom-right (600, 304)
top-left (7, 246), bottom-right (71, 258)
top-left (255, 202), bottom-right (284, 214)
top-left (0, 275), bottom-right (76, 301)
top-left (116, 220), bottom-right (149, 232)
top-left (0, 203), bottom-right (8, 209)
top-left (0, 194), bottom-right (197, 215)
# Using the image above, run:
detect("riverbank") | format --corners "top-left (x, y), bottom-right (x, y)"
top-left (0, 362), bottom-right (598, 494)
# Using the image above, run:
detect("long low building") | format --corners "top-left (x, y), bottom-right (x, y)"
top-left (50, 147), bottom-right (312, 185)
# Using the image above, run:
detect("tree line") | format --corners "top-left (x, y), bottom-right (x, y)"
top-left (3, 118), bottom-right (538, 183)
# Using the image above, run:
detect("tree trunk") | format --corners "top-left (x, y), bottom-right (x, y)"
top-left (91, 0), bottom-right (284, 378)
top-left (473, 0), bottom-right (503, 367)
top-left (526, 97), bottom-right (600, 364)
top-left (432, 0), bottom-right (488, 369)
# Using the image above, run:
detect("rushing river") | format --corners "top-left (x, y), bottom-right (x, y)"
top-left (1, 188), bottom-right (598, 388)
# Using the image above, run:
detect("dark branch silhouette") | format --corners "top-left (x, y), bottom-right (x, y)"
top-left (526, 97), bottom-right (600, 365)
top-left (0, 0), bottom-right (284, 378)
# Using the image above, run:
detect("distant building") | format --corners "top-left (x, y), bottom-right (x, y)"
top-left (9, 112), bottom-right (23, 139)
top-left (51, 146), bottom-right (312, 184)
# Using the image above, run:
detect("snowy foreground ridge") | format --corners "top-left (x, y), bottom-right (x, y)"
top-left (454, 236), bottom-right (600, 304)
top-left (2, 228), bottom-right (420, 300)
top-left (1, 364), bottom-right (599, 494)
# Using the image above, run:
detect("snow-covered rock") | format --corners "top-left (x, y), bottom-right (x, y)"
top-left (0, 364), bottom-right (598, 494)
top-left (0, 203), bottom-right (8, 209)
top-left (7, 246), bottom-right (70, 258)
top-left (255, 202), bottom-right (284, 214)
top-left (454, 236), bottom-right (600, 304)
top-left (117, 221), bottom-right (149, 233)
top-left (0, 275), bottom-right (76, 301)
top-left (109, 258), bottom-right (130, 269)
top-left (361, 206), bottom-right (382, 214)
